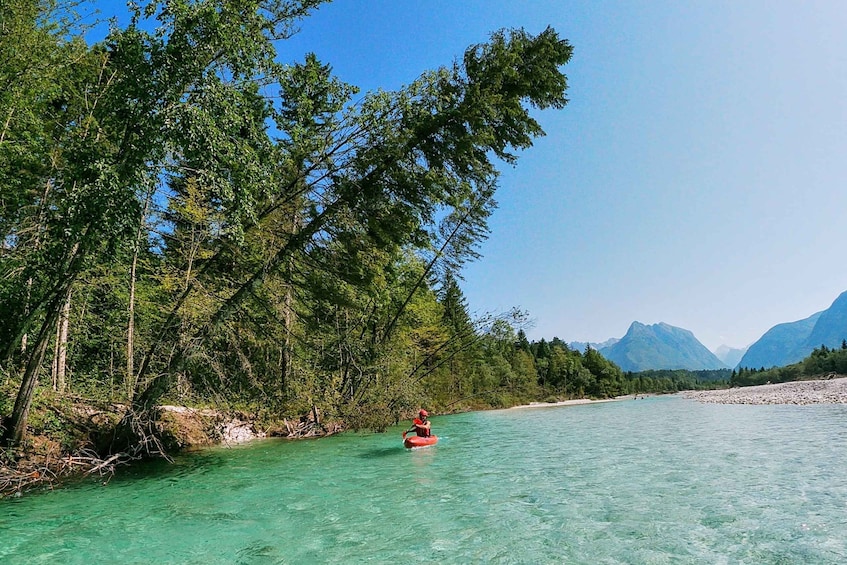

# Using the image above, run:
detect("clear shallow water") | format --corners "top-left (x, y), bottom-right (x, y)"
top-left (2, 396), bottom-right (847, 564)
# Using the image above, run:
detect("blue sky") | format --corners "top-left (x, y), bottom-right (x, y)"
top-left (92, 0), bottom-right (847, 351)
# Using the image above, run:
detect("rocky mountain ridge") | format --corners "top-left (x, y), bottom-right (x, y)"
top-left (738, 290), bottom-right (847, 369)
top-left (596, 321), bottom-right (726, 372)
top-left (567, 290), bottom-right (847, 372)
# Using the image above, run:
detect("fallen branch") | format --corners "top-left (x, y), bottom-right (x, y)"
top-left (1, 450), bottom-right (134, 498)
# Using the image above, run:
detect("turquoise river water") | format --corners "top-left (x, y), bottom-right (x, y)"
top-left (2, 396), bottom-right (847, 564)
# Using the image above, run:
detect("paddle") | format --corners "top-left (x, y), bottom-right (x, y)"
top-left (402, 428), bottom-right (418, 440)
top-left (402, 417), bottom-right (423, 441)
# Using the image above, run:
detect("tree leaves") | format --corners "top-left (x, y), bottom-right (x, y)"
top-left (2, 2), bottom-right (576, 445)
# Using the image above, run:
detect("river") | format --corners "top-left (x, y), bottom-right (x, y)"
top-left (2, 396), bottom-right (846, 563)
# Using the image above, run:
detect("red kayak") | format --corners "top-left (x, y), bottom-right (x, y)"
top-left (404, 435), bottom-right (438, 449)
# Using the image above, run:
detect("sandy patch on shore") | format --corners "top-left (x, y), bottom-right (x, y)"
top-left (510, 397), bottom-right (626, 410)
top-left (682, 376), bottom-right (847, 405)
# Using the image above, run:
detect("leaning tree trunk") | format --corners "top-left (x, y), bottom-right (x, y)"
top-left (16, 180), bottom-right (53, 362)
top-left (5, 237), bottom-right (82, 447)
top-left (126, 191), bottom-right (151, 401)
top-left (51, 289), bottom-right (71, 393)
top-left (6, 287), bottom-right (67, 445)
top-left (281, 282), bottom-right (293, 395)
top-left (126, 247), bottom-right (138, 399)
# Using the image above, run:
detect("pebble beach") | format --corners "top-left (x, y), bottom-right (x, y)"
top-left (682, 376), bottom-right (847, 405)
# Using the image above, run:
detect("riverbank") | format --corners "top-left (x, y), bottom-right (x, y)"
top-left (510, 396), bottom-right (632, 410)
top-left (6, 390), bottom-right (846, 563)
top-left (682, 376), bottom-right (847, 405)
top-left (0, 401), bottom-right (340, 498)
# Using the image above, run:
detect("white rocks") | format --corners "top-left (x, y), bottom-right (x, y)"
top-left (682, 377), bottom-right (847, 405)
top-left (218, 420), bottom-right (264, 444)
top-left (159, 405), bottom-right (264, 444)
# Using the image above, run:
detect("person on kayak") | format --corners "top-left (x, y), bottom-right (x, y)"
top-left (406, 409), bottom-right (431, 437)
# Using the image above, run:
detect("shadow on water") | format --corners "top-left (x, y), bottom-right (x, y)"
top-left (355, 446), bottom-right (406, 459)
top-left (1, 450), bottom-right (230, 502)
top-left (88, 450), bottom-right (232, 490)
top-left (116, 450), bottom-right (229, 480)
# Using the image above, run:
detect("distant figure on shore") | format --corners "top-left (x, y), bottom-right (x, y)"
top-left (406, 409), bottom-right (431, 437)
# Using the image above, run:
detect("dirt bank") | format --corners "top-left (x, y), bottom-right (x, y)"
top-left (1, 401), bottom-right (340, 498)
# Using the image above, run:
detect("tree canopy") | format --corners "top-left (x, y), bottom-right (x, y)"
top-left (1, 0), bottom-right (581, 453)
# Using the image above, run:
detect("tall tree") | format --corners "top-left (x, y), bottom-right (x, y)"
top-left (2, 1), bottom-right (574, 450)
top-left (3, 0), bottom-right (327, 446)
top-left (1, 0), bottom-right (113, 444)
top-left (127, 26), bottom-right (573, 437)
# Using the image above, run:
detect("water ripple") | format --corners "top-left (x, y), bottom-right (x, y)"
top-left (2, 398), bottom-right (847, 563)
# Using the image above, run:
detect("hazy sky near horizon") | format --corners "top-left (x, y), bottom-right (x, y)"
top-left (92, 0), bottom-right (847, 351)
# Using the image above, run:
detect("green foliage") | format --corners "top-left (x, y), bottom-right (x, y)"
top-left (23, 390), bottom-right (79, 452)
top-left (0, 371), bottom-right (13, 419)
top-left (626, 369), bottom-right (731, 394)
top-left (732, 346), bottom-right (847, 387)
top-left (626, 369), bottom-right (731, 393)
top-left (1, 2), bottom-right (581, 447)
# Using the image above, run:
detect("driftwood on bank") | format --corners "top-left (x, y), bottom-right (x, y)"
top-left (281, 413), bottom-right (342, 439)
top-left (1, 403), bottom-right (343, 498)
top-left (0, 449), bottom-right (134, 498)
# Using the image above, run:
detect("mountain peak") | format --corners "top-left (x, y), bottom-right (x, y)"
top-left (738, 289), bottom-right (847, 369)
top-left (600, 321), bottom-right (727, 372)
top-left (714, 344), bottom-right (748, 367)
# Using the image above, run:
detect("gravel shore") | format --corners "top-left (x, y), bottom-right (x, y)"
top-left (682, 376), bottom-right (847, 405)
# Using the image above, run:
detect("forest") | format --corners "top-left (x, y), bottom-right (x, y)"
top-left (1, 0), bottom-right (733, 492)
top-left (730, 342), bottom-right (847, 387)
top-left (0, 0), bottom-right (575, 458)
top-left (0, 4), bottom-right (780, 492)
